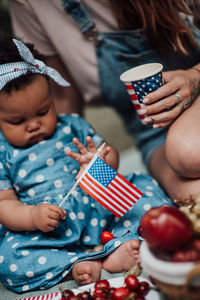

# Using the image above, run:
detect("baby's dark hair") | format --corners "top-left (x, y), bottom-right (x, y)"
top-left (0, 35), bottom-right (47, 94)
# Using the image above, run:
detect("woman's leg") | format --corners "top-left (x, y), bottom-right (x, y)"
top-left (150, 95), bottom-right (200, 200)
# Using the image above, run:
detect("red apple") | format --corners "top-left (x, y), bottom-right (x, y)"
top-left (140, 206), bottom-right (193, 253)
top-left (100, 231), bottom-right (114, 244)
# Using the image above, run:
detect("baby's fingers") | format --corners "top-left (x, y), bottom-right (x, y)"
top-left (66, 150), bottom-right (82, 161)
top-left (99, 146), bottom-right (110, 161)
top-left (48, 219), bottom-right (59, 229)
top-left (86, 136), bottom-right (97, 153)
top-left (58, 208), bottom-right (66, 220)
top-left (72, 137), bottom-right (88, 154)
top-left (49, 205), bottom-right (66, 220)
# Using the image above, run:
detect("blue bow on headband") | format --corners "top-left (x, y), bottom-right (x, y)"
top-left (0, 39), bottom-right (70, 91)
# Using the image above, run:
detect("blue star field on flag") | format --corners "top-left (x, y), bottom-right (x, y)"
top-left (88, 157), bottom-right (117, 187)
top-left (133, 72), bottom-right (163, 103)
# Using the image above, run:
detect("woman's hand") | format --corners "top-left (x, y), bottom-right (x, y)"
top-left (66, 136), bottom-right (110, 179)
top-left (31, 204), bottom-right (66, 232)
top-left (142, 68), bottom-right (200, 128)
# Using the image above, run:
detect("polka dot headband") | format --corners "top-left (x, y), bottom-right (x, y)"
top-left (0, 39), bottom-right (70, 91)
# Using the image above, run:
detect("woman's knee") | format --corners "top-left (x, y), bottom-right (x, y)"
top-left (165, 130), bottom-right (200, 178)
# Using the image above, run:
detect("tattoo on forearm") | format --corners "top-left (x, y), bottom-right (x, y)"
top-left (190, 78), bottom-right (200, 99)
top-left (161, 116), bottom-right (169, 122)
top-left (156, 102), bottom-right (168, 110)
top-left (180, 78), bottom-right (200, 113)
top-left (180, 98), bottom-right (193, 113)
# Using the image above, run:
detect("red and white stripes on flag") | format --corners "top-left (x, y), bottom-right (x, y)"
top-left (20, 292), bottom-right (61, 300)
top-left (124, 83), bottom-right (146, 120)
top-left (78, 157), bottom-right (143, 218)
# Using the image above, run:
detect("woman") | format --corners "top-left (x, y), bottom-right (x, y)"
top-left (8, 0), bottom-right (200, 200)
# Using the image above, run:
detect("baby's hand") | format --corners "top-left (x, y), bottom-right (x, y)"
top-left (66, 136), bottom-right (110, 179)
top-left (32, 204), bottom-right (66, 232)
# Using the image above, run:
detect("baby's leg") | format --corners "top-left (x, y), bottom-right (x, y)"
top-left (72, 260), bottom-right (103, 285)
top-left (103, 239), bottom-right (140, 273)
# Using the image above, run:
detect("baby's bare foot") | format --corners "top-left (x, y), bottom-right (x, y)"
top-left (103, 239), bottom-right (140, 273)
top-left (72, 260), bottom-right (103, 285)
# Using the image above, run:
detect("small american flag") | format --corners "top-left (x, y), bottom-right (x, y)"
top-left (78, 157), bottom-right (143, 218)
top-left (19, 292), bottom-right (61, 300)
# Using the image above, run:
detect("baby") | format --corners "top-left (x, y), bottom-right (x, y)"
top-left (0, 36), bottom-right (172, 293)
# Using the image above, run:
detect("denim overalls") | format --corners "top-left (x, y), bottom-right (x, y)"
top-left (63, 0), bottom-right (200, 165)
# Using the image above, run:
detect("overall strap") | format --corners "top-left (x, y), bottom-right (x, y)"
top-left (62, 0), bottom-right (97, 39)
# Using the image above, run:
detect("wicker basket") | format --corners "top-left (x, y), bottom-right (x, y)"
top-left (152, 264), bottom-right (200, 300)
top-left (140, 241), bottom-right (200, 300)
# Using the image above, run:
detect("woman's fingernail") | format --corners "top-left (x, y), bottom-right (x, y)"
top-left (153, 124), bottom-right (160, 129)
top-left (139, 109), bottom-right (147, 114)
top-left (143, 117), bottom-right (152, 124)
top-left (143, 98), bottom-right (150, 104)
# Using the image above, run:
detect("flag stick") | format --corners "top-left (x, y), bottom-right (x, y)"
top-left (59, 142), bottom-right (106, 208)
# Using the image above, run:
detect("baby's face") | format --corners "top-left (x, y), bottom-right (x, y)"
top-left (0, 75), bottom-right (57, 147)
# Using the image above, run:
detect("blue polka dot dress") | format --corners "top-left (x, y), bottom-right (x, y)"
top-left (0, 114), bottom-right (172, 292)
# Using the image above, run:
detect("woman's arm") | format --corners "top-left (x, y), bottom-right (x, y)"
top-left (0, 189), bottom-right (66, 232)
top-left (142, 65), bottom-right (200, 128)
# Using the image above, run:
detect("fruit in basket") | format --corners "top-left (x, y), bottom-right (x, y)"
top-left (171, 246), bottom-right (200, 262)
top-left (100, 231), bottom-right (114, 244)
top-left (140, 206), bottom-right (193, 253)
top-left (171, 238), bottom-right (200, 262)
top-left (175, 192), bottom-right (200, 234)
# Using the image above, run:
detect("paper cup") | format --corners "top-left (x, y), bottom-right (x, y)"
top-left (120, 63), bottom-right (163, 123)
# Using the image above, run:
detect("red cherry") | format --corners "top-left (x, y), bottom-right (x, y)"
top-left (140, 206), bottom-right (193, 253)
top-left (137, 281), bottom-right (150, 295)
top-left (125, 275), bottom-right (139, 291)
top-left (100, 231), bottom-right (114, 244)
top-left (171, 247), bottom-right (200, 262)
top-left (62, 289), bottom-right (74, 299)
top-left (78, 291), bottom-right (92, 300)
top-left (112, 287), bottom-right (130, 300)
top-left (108, 287), bottom-right (116, 296)
top-left (94, 279), bottom-right (110, 290)
top-left (68, 296), bottom-right (81, 300)
top-left (135, 296), bottom-right (145, 300)
top-left (93, 288), bottom-right (106, 298)
top-left (192, 239), bottom-right (200, 251)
